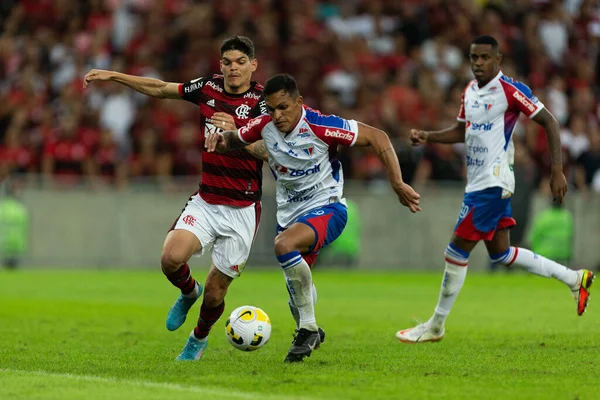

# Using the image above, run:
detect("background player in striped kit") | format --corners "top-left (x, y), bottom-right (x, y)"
top-left (84, 36), bottom-right (269, 360)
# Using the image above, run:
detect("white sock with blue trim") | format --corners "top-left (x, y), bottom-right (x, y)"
top-left (491, 247), bottom-right (578, 288)
top-left (277, 251), bottom-right (318, 331)
top-left (429, 244), bottom-right (469, 330)
top-left (288, 283), bottom-right (317, 328)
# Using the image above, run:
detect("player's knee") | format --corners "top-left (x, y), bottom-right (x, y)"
top-left (273, 236), bottom-right (296, 256)
top-left (160, 248), bottom-right (189, 273)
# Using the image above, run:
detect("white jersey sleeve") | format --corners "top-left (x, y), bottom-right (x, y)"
top-left (499, 76), bottom-right (545, 119)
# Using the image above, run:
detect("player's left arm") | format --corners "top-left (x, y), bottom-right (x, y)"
top-left (532, 108), bottom-right (568, 203)
top-left (354, 122), bottom-right (421, 213)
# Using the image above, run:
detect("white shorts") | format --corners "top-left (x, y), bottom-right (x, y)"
top-left (172, 194), bottom-right (261, 278)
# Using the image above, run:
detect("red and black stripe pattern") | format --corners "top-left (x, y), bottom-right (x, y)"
top-left (179, 75), bottom-right (266, 207)
top-left (194, 301), bottom-right (225, 339)
top-left (165, 263), bottom-right (197, 295)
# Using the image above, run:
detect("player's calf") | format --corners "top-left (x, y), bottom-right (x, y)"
top-left (490, 246), bottom-right (578, 286)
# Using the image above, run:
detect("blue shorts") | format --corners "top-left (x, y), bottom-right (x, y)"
top-left (277, 202), bottom-right (348, 265)
top-left (454, 187), bottom-right (516, 241)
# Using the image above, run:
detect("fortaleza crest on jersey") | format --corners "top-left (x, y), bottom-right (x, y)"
top-left (302, 146), bottom-right (314, 157)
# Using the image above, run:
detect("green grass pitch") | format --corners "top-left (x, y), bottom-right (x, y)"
top-left (0, 269), bottom-right (598, 399)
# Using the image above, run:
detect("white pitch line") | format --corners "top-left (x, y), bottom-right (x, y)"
top-left (0, 368), bottom-right (310, 400)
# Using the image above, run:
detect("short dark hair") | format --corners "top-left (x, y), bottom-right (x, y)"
top-left (220, 36), bottom-right (255, 59)
top-left (471, 35), bottom-right (499, 52)
top-left (263, 73), bottom-right (300, 98)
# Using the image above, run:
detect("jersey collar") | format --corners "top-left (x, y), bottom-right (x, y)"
top-left (475, 70), bottom-right (503, 91)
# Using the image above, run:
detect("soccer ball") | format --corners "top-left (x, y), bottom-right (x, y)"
top-left (225, 305), bottom-right (272, 351)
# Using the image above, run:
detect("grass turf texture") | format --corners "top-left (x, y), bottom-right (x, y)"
top-left (0, 269), bottom-right (598, 400)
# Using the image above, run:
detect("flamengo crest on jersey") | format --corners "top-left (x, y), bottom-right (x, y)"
top-left (238, 106), bottom-right (359, 228)
top-left (457, 71), bottom-right (545, 194)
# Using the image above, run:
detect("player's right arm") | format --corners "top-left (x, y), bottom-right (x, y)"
top-left (410, 85), bottom-right (469, 145)
top-left (83, 69), bottom-right (181, 99)
top-left (205, 115), bottom-right (271, 154)
top-left (409, 122), bottom-right (467, 146)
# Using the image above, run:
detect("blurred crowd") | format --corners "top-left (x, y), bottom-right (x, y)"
top-left (1, 0), bottom-right (599, 194)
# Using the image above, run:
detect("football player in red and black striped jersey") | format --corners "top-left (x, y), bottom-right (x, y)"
top-left (84, 36), bottom-right (269, 360)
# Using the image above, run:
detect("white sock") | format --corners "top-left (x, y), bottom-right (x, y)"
top-left (278, 252), bottom-right (317, 331)
top-left (289, 283), bottom-right (317, 327)
top-left (430, 245), bottom-right (469, 330)
top-left (495, 247), bottom-right (578, 288)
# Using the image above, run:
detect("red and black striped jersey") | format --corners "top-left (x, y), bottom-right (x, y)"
top-left (178, 75), bottom-right (266, 207)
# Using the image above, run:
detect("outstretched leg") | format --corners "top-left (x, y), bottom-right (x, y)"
top-left (486, 229), bottom-right (594, 316)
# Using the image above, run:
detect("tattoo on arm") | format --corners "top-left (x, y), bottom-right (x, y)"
top-left (245, 140), bottom-right (268, 161)
top-left (378, 147), bottom-right (394, 157)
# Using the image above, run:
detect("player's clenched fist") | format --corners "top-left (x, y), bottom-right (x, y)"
top-left (409, 129), bottom-right (428, 146)
top-left (83, 69), bottom-right (113, 88)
